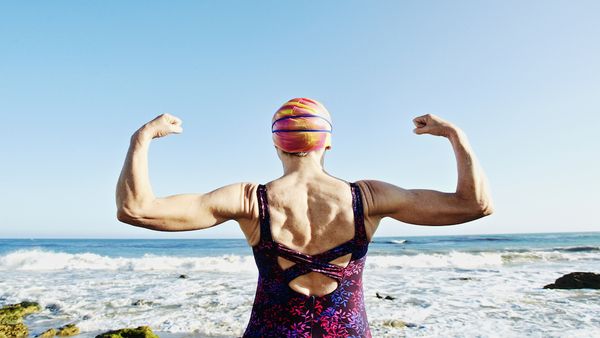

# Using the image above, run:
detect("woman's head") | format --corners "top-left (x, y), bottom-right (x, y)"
top-left (271, 98), bottom-right (332, 155)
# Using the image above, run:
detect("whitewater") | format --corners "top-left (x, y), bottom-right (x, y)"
top-left (0, 232), bottom-right (599, 337)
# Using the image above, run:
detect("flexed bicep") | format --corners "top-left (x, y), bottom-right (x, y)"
top-left (118, 182), bottom-right (258, 232)
top-left (358, 180), bottom-right (488, 226)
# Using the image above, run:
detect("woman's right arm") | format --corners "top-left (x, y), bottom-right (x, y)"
top-left (116, 114), bottom-right (258, 233)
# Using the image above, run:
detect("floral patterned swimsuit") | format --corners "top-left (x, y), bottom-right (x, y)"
top-left (243, 182), bottom-right (372, 338)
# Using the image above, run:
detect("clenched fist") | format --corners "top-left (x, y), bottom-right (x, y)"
top-left (412, 114), bottom-right (458, 138)
top-left (137, 113), bottom-right (183, 139)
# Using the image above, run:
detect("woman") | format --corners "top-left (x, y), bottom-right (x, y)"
top-left (116, 98), bottom-right (493, 337)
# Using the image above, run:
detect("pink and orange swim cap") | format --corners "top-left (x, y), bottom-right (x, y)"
top-left (271, 98), bottom-right (332, 153)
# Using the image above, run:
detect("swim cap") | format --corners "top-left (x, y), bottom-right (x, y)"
top-left (271, 98), bottom-right (332, 153)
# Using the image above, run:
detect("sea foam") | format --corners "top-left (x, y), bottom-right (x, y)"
top-left (0, 248), bottom-right (595, 271)
top-left (0, 249), bottom-right (256, 272)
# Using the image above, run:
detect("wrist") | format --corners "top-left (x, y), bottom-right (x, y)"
top-left (131, 126), bottom-right (153, 144)
top-left (446, 126), bottom-right (465, 141)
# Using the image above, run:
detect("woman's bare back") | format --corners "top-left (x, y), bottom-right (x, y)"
top-left (251, 174), bottom-right (372, 296)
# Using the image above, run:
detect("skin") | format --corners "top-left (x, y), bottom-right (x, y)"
top-left (116, 113), bottom-right (494, 296)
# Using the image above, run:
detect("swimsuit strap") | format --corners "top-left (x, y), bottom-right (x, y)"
top-left (257, 183), bottom-right (368, 264)
top-left (350, 182), bottom-right (369, 245)
top-left (256, 184), bottom-right (273, 242)
top-left (276, 244), bottom-right (345, 283)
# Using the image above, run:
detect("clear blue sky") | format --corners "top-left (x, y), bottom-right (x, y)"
top-left (1, 1), bottom-right (598, 238)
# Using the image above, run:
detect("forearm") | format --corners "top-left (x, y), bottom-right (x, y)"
top-left (116, 128), bottom-right (156, 217)
top-left (447, 128), bottom-right (493, 212)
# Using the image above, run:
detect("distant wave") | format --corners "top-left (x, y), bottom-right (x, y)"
top-left (376, 239), bottom-right (408, 245)
top-left (436, 237), bottom-right (514, 243)
top-left (388, 236), bottom-right (518, 246)
top-left (551, 246), bottom-right (600, 252)
top-left (1, 248), bottom-right (597, 272)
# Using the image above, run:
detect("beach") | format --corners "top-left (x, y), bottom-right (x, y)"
top-left (1, 232), bottom-right (599, 337)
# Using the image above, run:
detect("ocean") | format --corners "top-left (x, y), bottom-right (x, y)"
top-left (1, 232), bottom-right (599, 337)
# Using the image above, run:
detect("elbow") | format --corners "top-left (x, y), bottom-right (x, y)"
top-left (481, 202), bottom-right (494, 216)
top-left (116, 206), bottom-right (171, 232)
top-left (455, 191), bottom-right (494, 219)
top-left (117, 208), bottom-right (128, 222)
top-left (472, 200), bottom-right (494, 218)
top-left (478, 204), bottom-right (494, 217)
top-left (116, 206), bottom-right (144, 226)
top-left (116, 199), bottom-right (154, 226)
top-left (478, 194), bottom-right (495, 217)
top-left (458, 198), bottom-right (494, 221)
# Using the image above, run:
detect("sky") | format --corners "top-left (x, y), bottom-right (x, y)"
top-left (0, 1), bottom-right (598, 239)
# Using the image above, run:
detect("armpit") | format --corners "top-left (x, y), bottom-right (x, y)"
top-left (240, 182), bottom-right (260, 221)
top-left (238, 182), bottom-right (260, 246)
top-left (355, 180), bottom-right (376, 218)
top-left (354, 180), bottom-right (382, 241)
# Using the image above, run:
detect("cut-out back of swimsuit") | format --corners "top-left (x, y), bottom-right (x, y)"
top-left (243, 182), bottom-right (372, 338)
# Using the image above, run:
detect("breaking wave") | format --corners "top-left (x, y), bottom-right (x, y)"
top-left (1, 248), bottom-right (596, 272)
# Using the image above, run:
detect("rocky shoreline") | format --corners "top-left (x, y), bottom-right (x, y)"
top-left (0, 302), bottom-right (159, 338)
top-left (543, 272), bottom-right (600, 289)
top-left (2, 271), bottom-right (598, 337)
top-left (0, 301), bottom-right (41, 337)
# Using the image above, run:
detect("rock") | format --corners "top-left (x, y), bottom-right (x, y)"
top-left (0, 301), bottom-right (41, 338)
top-left (383, 319), bottom-right (406, 328)
top-left (544, 272), bottom-right (600, 289)
top-left (375, 292), bottom-right (396, 300)
top-left (0, 322), bottom-right (29, 337)
top-left (178, 274), bottom-right (189, 279)
top-left (56, 323), bottom-right (79, 336)
top-left (37, 328), bottom-right (57, 337)
top-left (131, 300), bottom-right (153, 306)
top-left (36, 324), bottom-right (78, 337)
top-left (0, 301), bottom-right (41, 324)
top-left (450, 277), bottom-right (474, 281)
top-left (95, 325), bottom-right (159, 338)
top-left (45, 304), bottom-right (61, 313)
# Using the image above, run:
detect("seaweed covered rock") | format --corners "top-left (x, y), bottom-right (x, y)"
top-left (37, 328), bottom-right (57, 337)
top-left (544, 272), bottom-right (600, 289)
top-left (56, 323), bottom-right (80, 336)
top-left (0, 301), bottom-right (41, 338)
top-left (0, 322), bottom-right (29, 337)
top-left (35, 323), bottom-right (79, 337)
top-left (383, 319), bottom-right (406, 328)
top-left (0, 301), bottom-right (41, 324)
top-left (95, 325), bottom-right (159, 338)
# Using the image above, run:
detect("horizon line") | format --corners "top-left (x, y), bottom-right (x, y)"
top-left (0, 230), bottom-right (598, 240)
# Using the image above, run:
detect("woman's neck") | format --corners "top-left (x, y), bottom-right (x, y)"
top-left (281, 149), bottom-right (326, 176)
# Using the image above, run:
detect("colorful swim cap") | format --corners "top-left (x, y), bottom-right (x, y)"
top-left (271, 98), bottom-right (332, 153)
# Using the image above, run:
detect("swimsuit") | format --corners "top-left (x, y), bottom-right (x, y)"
top-left (243, 182), bottom-right (371, 338)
